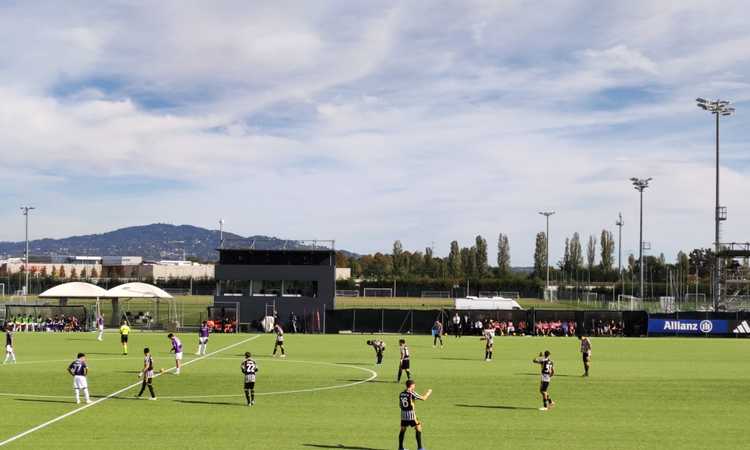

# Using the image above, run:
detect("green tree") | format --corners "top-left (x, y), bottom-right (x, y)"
top-left (497, 233), bottom-right (511, 276)
top-left (559, 238), bottom-right (571, 272)
top-left (392, 240), bottom-right (404, 277)
top-left (533, 232), bottom-right (547, 278)
top-left (586, 235), bottom-right (597, 270)
top-left (475, 235), bottom-right (488, 277)
top-left (600, 229), bottom-right (615, 272)
top-left (569, 233), bottom-right (583, 270)
top-left (423, 247), bottom-right (434, 277)
top-left (448, 241), bottom-right (462, 278)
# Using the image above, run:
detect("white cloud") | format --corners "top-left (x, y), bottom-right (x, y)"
top-left (0, 1), bottom-right (749, 266)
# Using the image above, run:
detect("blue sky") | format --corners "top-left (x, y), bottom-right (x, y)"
top-left (1, 1), bottom-right (749, 265)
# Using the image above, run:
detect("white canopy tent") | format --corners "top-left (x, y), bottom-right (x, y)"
top-left (105, 282), bottom-right (174, 328)
top-left (454, 296), bottom-right (523, 310)
top-left (39, 282), bottom-right (108, 299)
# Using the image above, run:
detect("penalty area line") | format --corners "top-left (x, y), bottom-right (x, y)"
top-left (0, 334), bottom-right (261, 447)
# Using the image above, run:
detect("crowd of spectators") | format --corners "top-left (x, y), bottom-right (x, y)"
top-left (534, 320), bottom-right (577, 336)
top-left (590, 319), bottom-right (625, 336)
top-left (4, 315), bottom-right (83, 332)
top-left (449, 312), bottom-right (630, 337)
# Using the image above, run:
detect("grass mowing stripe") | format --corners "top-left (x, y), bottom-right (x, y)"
top-left (0, 334), bottom-right (261, 447)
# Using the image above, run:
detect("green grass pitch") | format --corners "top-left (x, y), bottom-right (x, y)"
top-left (0, 332), bottom-right (747, 449)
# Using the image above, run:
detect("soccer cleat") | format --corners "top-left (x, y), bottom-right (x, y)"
top-left (548, 401), bottom-right (555, 408)
top-left (149, 397), bottom-right (157, 401)
top-left (280, 354), bottom-right (286, 358)
top-left (85, 400), bottom-right (92, 404)
top-left (539, 407), bottom-right (548, 411)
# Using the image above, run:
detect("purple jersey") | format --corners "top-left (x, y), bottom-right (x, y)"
top-left (97, 317), bottom-right (104, 326)
top-left (68, 359), bottom-right (87, 376)
top-left (199, 325), bottom-right (210, 338)
top-left (171, 337), bottom-right (183, 353)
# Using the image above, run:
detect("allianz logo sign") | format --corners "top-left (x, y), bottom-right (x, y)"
top-left (662, 320), bottom-right (713, 333)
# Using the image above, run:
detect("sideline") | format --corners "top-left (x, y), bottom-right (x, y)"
top-left (0, 334), bottom-right (261, 447)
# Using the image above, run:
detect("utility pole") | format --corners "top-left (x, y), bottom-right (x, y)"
top-left (20, 206), bottom-right (35, 297)
top-left (696, 97), bottom-right (735, 311)
top-left (538, 211), bottom-right (555, 300)
top-left (630, 178), bottom-right (651, 300)
top-left (219, 219), bottom-right (225, 249)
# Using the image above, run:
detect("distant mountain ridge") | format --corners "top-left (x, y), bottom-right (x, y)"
top-left (0, 223), bottom-right (348, 262)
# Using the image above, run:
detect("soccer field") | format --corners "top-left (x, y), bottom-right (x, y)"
top-left (0, 332), bottom-right (747, 449)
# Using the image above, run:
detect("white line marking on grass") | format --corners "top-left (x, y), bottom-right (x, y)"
top-left (0, 334), bottom-right (261, 447)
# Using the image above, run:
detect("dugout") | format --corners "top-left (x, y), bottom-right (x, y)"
top-left (215, 247), bottom-right (335, 332)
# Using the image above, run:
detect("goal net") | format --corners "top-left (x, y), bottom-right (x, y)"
top-left (421, 291), bottom-right (451, 298)
top-left (685, 293), bottom-right (708, 309)
top-left (581, 292), bottom-right (599, 303)
top-left (4, 304), bottom-right (88, 331)
top-left (363, 288), bottom-right (393, 297)
top-left (616, 295), bottom-right (642, 311)
top-left (336, 289), bottom-right (360, 297)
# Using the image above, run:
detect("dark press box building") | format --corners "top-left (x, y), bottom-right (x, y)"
top-left (214, 248), bottom-right (336, 332)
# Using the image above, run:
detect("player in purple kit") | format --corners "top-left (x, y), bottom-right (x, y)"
top-left (196, 321), bottom-right (210, 355)
top-left (4, 325), bottom-right (16, 364)
top-left (167, 333), bottom-right (183, 375)
top-left (96, 314), bottom-right (105, 341)
top-left (68, 352), bottom-right (91, 404)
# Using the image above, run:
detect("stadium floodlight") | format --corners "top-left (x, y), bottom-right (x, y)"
top-left (20, 206), bottom-right (35, 297)
top-left (630, 179), bottom-right (651, 300)
top-left (538, 211), bottom-right (555, 297)
top-left (616, 212), bottom-right (624, 294)
top-left (696, 97), bottom-right (735, 310)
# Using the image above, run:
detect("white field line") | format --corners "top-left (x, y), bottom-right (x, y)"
top-left (0, 360), bottom-right (378, 400)
top-left (0, 334), bottom-right (261, 447)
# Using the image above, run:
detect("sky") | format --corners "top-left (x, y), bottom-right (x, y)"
top-left (1, 0), bottom-right (749, 266)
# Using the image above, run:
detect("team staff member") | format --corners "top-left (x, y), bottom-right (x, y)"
top-left (579, 335), bottom-right (592, 376)
top-left (533, 350), bottom-right (555, 411)
top-left (398, 380), bottom-right (432, 450)
top-left (119, 320), bottom-right (130, 355)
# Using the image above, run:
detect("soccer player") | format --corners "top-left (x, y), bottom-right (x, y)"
top-left (4, 325), bottom-right (16, 364)
top-left (272, 323), bottom-right (286, 357)
top-left (431, 320), bottom-right (444, 348)
top-left (398, 380), bottom-right (432, 450)
top-left (366, 339), bottom-right (386, 365)
top-left (481, 325), bottom-right (495, 361)
top-left (533, 350), bottom-right (555, 411)
top-left (167, 333), bottom-right (183, 375)
top-left (241, 351), bottom-right (258, 406)
top-left (96, 314), bottom-right (105, 341)
top-left (136, 347), bottom-right (157, 400)
top-left (579, 335), bottom-right (592, 377)
top-left (119, 320), bottom-right (130, 355)
top-left (68, 352), bottom-right (91, 404)
top-left (397, 339), bottom-right (411, 382)
top-left (196, 321), bottom-right (210, 355)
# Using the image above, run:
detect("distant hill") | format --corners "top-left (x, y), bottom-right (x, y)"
top-left (0, 223), bottom-right (351, 262)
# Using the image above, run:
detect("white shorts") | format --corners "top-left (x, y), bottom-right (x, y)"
top-left (73, 375), bottom-right (88, 390)
top-left (175, 352), bottom-right (183, 361)
top-left (5, 345), bottom-right (12, 353)
top-left (199, 337), bottom-right (208, 344)
top-left (98, 325), bottom-right (104, 331)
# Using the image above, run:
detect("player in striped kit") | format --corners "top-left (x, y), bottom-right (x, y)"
top-left (481, 325), bottom-right (495, 361)
top-left (397, 339), bottom-right (411, 382)
top-left (398, 380), bottom-right (432, 450)
top-left (579, 335), bottom-right (592, 377)
top-left (533, 350), bottom-right (555, 411)
top-left (366, 339), bottom-right (386, 365)
top-left (272, 323), bottom-right (286, 358)
top-left (4, 325), bottom-right (16, 364)
top-left (136, 347), bottom-right (157, 400)
top-left (196, 321), bottom-right (210, 355)
top-left (241, 352), bottom-right (258, 406)
top-left (68, 353), bottom-right (91, 404)
top-left (168, 333), bottom-right (183, 375)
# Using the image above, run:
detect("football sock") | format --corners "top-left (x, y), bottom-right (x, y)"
top-left (251, 390), bottom-right (254, 402)
top-left (416, 431), bottom-right (423, 448)
top-left (543, 398), bottom-right (548, 407)
top-left (244, 389), bottom-right (251, 404)
top-left (138, 383), bottom-right (146, 397)
top-left (83, 388), bottom-right (90, 402)
top-left (74, 389), bottom-right (80, 403)
top-left (398, 430), bottom-right (406, 448)
top-left (148, 384), bottom-right (155, 398)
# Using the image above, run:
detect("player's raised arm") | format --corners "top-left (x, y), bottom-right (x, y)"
top-left (421, 388), bottom-right (433, 400)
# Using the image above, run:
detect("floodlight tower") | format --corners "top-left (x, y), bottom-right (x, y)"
top-left (630, 178), bottom-right (651, 300)
top-left (538, 211), bottom-right (555, 297)
top-left (20, 206), bottom-right (35, 297)
top-left (616, 212), bottom-right (624, 290)
top-left (696, 97), bottom-right (735, 311)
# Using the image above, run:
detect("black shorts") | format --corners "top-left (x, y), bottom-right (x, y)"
top-left (244, 381), bottom-right (255, 390)
top-left (401, 420), bottom-right (420, 427)
top-left (540, 381), bottom-right (550, 392)
top-left (121, 335), bottom-right (128, 343)
top-left (400, 360), bottom-right (410, 370)
top-left (275, 340), bottom-right (284, 346)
